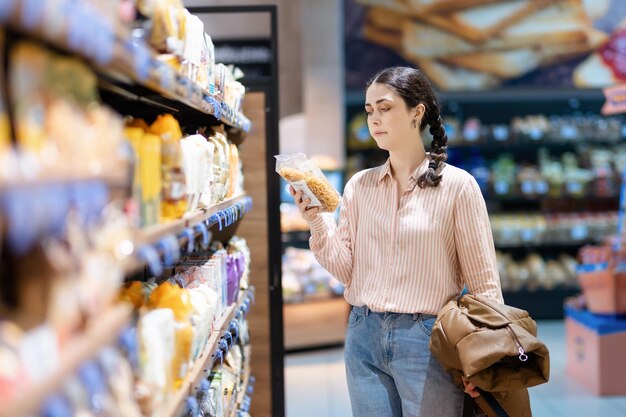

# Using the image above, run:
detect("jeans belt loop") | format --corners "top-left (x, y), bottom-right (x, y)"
top-left (413, 313), bottom-right (419, 321)
top-left (364, 306), bottom-right (370, 317)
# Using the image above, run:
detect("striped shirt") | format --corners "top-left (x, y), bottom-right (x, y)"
top-left (308, 157), bottom-right (503, 314)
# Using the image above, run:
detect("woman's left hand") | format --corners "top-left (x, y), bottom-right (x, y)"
top-left (462, 377), bottom-right (481, 398)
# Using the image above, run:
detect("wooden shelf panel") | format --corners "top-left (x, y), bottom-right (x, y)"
top-left (0, 304), bottom-right (133, 417)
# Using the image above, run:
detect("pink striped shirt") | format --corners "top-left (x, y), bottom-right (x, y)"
top-left (308, 157), bottom-right (503, 314)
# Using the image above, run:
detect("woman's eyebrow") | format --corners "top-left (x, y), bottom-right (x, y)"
top-left (364, 98), bottom-right (391, 107)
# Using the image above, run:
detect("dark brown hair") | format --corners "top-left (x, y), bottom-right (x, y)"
top-left (367, 66), bottom-right (447, 188)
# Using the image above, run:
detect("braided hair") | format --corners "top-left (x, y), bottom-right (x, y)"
top-left (366, 67), bottom-right (448, 188)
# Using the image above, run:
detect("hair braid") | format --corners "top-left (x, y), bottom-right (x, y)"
top-left (418, 103), bottom-right (448, 188)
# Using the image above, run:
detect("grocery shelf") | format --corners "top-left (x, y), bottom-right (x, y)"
top-left (495, 240), bottom-right (597, 252)
top-left (284, 294), bottom-right (345, 305)
top-left (487, 193), bottom-right (620, 204)
top-left (0, 304), bottom-right (133, 417)
top-left (503, 286), bottom-right (580, 319)
top-left (160, 287), bottom-right (254, 417)
top-left (345, 88), bottom-right (605, 107)
top-left (3, 1), bottom-right (250, 132)
top-left (0, 173), bottom-right (129, 192)
top-left (348, 140), bottom-right (623, 161)
top-left (229, 346), bottom-right (253, 417)
top-left (281, 230), bottom-right (311, 243)
top-left (123, 195), bottom-right (253, 275)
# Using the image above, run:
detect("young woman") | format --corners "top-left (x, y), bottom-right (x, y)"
top-left (290, 66), bottom-right (504, 416)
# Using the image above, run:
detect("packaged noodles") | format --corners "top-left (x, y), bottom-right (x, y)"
top-left (275, 153), bottom-right (341, 212)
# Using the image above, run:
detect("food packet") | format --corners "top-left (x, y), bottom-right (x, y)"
top-left (275, 153), bottom-right (341, 212)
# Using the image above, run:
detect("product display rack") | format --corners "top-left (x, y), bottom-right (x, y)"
top-left (0, 304), bottom-right (133, 417)
top-left (160, 288), bottom-right (255, 417)
top-left (345, 88), bottom-right (616, 319)
top-left (0, 4), bottom-right (283, 417)
top-left (186, 6), bottom-right (284, 417)
top-left (0, 2), bottom-right (251, 132)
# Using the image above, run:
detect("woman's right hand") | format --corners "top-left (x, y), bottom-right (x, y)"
top-left (290, 186), bottom-right (321, 222)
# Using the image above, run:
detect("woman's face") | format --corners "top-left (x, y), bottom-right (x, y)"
top-left (365, 83), bottom-right (422, 152)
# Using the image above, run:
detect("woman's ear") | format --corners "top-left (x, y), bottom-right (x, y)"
top-left (413, 103), bottom-right (426, 124)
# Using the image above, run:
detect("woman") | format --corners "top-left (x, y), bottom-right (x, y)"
top-left (290, 66), bottom-right (504, 417)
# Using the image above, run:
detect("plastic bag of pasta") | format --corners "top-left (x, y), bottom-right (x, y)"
top-left (275, 153), bottom-right (341, 212)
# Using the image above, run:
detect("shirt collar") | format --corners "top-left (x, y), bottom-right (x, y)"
top-left (377, 156), bottom-right (432, 185)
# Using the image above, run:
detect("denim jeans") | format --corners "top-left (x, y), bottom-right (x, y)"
top-left (345, 305), bottom-right (464, 417)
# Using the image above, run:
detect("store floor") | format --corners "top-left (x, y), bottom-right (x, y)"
top-left (285, 320), bottom-right (626, 417)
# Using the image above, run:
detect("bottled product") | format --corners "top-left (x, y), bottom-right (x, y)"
top-left (149, 114), bottom-right (187, 220)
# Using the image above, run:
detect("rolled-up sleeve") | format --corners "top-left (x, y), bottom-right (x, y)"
top-left (308, 178), bottom-right (356, 286)
top-left (454, 176), bottom-right (504, 303)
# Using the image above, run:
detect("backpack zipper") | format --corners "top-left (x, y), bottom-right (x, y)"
top-left (506, 326), bottom-right (528, 362)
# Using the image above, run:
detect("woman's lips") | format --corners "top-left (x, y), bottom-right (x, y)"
top-left (373, 131), bottom-right (386, 136)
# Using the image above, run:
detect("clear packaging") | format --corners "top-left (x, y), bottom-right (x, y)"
top-left (275, 153), bottom-right (341, 212)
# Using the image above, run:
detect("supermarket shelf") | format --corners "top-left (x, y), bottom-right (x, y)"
top-left (348, 138), bottom-right (622, 156)
top-left (503, 286), bottom-right (580, 319)
top-left (488, 193), bottom-right (620, 203)
top-left (123, 195), bottom-right (253, 275)
top-left (0, 304), bottom-right (133, 417)
top-left (346, 89), bottom-right (605, 107)
top-left (229, 347), bottom-right (253, 417)
top-left (3, 2), bottom-right (250, 132)
top-left (495, 240), bottom-right (597, 252)
top-left (284, 294), bottom-right (345, 305)
top-left (161, 287), bottom-right (254, 417)
top-left (281, 230), bottom-right (311, 244)
top-left (0, 173), bottom-right (129, 192)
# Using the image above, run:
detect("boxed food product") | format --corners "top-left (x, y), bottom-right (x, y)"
top-left (275, 153), bottom-right (341, 212)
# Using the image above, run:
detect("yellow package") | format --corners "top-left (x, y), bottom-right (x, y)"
top-left (149, 114), bottom-right (187, 220)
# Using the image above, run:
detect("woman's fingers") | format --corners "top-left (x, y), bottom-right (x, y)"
top-left (462, 379), bottom-right (480, 398)
top-left (291, 189), bottom-right (320, 220)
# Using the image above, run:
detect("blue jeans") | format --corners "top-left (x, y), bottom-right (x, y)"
top-left (345, 305), bottom-right (464, 417)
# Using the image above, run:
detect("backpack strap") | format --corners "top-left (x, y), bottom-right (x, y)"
top-left (479, 389), bottom-right (509, 417)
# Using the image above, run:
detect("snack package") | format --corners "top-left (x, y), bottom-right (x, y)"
top-left (275, 153), bottom-right (341, 212)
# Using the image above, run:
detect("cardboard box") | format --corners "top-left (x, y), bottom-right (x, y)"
top-left (578, 267), bottom-right (626, 315)
top-left (566, 307), bottom-right (626, 395)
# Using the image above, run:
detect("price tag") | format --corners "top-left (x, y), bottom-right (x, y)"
top-left (0, 0), bottom-right (14, 23)
top-left (500, 228), bottom-right (515, 242)
top-left (44, 0), bottom-right (70, 38)
top-left (137, 245), bottom-right (163, 277)
top-left (157, 64), bottom-right (175, 92)
top-left (494, 180), bottom-right (510, 195)
top-left (21, 0), bottom-right (45, 28)
top-left (566, 181), bottom-right (583, 195)
top-left (535, 180), bottom-right (548, 195)
top-left (94, 20), bottom-right (115, 65)
top-left (67, 3), bottom-right (84, 51)
top-left (175, 77), bottom-right (187, 98)
top-left (529, 128), bottom-right (543, 141)
top-left (201, 98), bottom-right (212, 113)
top-left (521, 181), bottom-right (534, 195)
top-left (493, 125), bottom-right (509, 142)
top-left (521, 229), bottom-right (536, 242)
top-left (129, 39), bottom-right (150, 81)
top-left (571, 225), bottom-right (588, 240)
top-left (560, 125), bottom-right (578, 140)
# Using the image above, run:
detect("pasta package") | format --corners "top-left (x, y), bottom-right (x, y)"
top-left (275, 153), bottom-right (341, 212)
